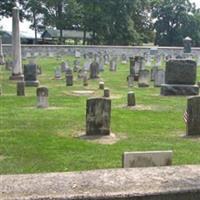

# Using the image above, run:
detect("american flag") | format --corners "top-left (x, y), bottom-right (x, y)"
top-left (183, 110), bottom-right (188, 124)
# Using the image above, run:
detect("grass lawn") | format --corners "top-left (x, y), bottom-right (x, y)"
top-left (0, 56), bottom-right (200, 174)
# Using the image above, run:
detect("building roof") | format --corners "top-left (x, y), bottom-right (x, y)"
top-left (41, 29), bottom-right (92, 40)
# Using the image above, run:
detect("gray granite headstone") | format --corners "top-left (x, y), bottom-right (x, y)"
top-left (154, 69), bottom-right (165, 87)
top-left (186, 96), bottom-right (200, 136)
top-left (86, 97), bottom-right (111, 136)
top-left (151, 66), bottom-right (158, 81)
top-left (24, 64), bottom-right (39, 87)
top-left (183, 37), bottom-right (192, 54)
top-left (54, 67), bottom-right (62, 79)
top-left (138, 70), bottom-right (150, 87)
top-left (89, 61), bottom-right (99, 79)
top-left (65, 68), bottom-right (73, 86)
top-left (161, 59), bottom-right (199, 95)
top-left (127, 91), bottom-right (136, 107)
top-left (17, 81), bottom-right (25, 96)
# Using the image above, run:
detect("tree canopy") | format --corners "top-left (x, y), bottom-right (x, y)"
top-left (1, 0), bottom-right (200, 46)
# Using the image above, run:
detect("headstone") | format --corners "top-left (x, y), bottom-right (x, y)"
top-left (127, 91), bottom-right (136, 107)
top-left (154, 69), bottom-right (165, 87)
top-left (54, 67), bottom-right (62, 79)
top-left (161, 60), bottom-right (199, 95)
top-left (61, 61), bottom-right (68, 72)
top-left (0, 36), bottom-right (5, 65)
top-left (127, 75), bottom-right (134, 88)
top-left (73, 60), bottom-right (80, 72)
top-left (75, 49), bottom-right (81, 58)
top-left (17, 81), bottom-right (25, 96)
top-left (109, 58), bottom-right (117, 71)
top-left (5, 60), bottom-right (13, 71)
top-left (83, 72), bottom-right (88, 86)
top-left (151, 66), bottom-right (158, 81)
top-left (89, 61), bottom-right (99, 79)
top-left (99, 81), bottom-right (104, 90)
top-left (86, 97), bottom-right (111, 136)
top-left (24, 64), bottom-right (39, 87)
top-left (150, 47), bottom-right (158, 56)
top-left (130, 56), bottom-right (144, 81)
top-left (122, 151), bottom-right (173, 168)
top-left (83, 61), bottom-right (91, 71)
top-left (10, 7), bottom-right (24, 80)
top-left (183, 37), bottom-right (192, 54)
top-left (37, 87), bottom-right (48, 108)
top-left (121, 54), bottom-right (127, 64)
top-left (65, 68), bottom-right (73, 86)
top-left (186, 96), bottom-right (200, 136)
top-left (138, 70), bottom-right (150, 87)
top-left (104, 88), bottom-right (110, 98)
top-left (99, 57), bottom-right (104, 72)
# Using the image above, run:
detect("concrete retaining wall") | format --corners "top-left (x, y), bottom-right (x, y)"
top-left (1, 165), bottom-right (200, 200)
top-left (3, 44), bottom-right (200, 58)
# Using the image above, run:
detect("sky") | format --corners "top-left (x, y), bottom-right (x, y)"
top-left (0, 0), bottom-right (200, 38)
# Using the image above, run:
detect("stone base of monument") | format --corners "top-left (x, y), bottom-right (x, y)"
top-left (138, 83), bottom-right (149, 87)
top-left (25, 80), bottom-right (40, 87)
top-left (9, 74), bottom-right (24, 81)
top-left (161, 84), bottom-right (199, 96)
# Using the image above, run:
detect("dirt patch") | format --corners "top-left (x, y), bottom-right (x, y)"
top-left (24, 106), bottom-right (64, 110)
top-left (0, 155), bottom-right (6, 161)
top-left (119, 104), bottom-right (153, 111)
top-left (181, 134), bottom-right (200, 141)
top-left (72, 90), bottom-right (95, 96)
top-left (76, 132), bottom-right (127, 145)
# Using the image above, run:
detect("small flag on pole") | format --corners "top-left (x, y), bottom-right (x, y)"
top-left (184, 110), bottom-right (188, 124)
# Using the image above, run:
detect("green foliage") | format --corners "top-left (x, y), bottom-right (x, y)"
top-left (152, 0), bottom-right (200, 46)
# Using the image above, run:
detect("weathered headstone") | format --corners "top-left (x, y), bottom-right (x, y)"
top-left (127, 91), bottom-right (136, 107)
top-left (109, 58), bottom-right (117, 72)
top-left (83, 72), bottom-right (88, 86)
top-left (183, 37), bottom-right (192, 54)
top-left (121, 54), bottom-right (127, 64)
top-left (186, 96), bottom-right (200, 136)
top-left (122, 151), bottom-right (173, 168)
top-left (61, 61), bottom-right (67, 73)
top-left (73, 60), bottom-right (80, 72)
top-left (10, 7), bottom-right (24, 80)
top-left (54, 67), bottom-right (62, 79)
top-left (151, 66), bottom-right (158, 81)
top-left (86, 97), bottom-right (111, 136)
top-left (37, 87), bottom-right (48, 108)
top-left (17, 81), bottom-right (25, 96)
top-left (65, 68), bottom-right (73, 86)
top-left (89, 61), bottom-right (99, 79)
top-left (154, 69), bottom-right (165, 87)
top-left (104, 88), bottom-right (110, 98)
top-left (127, 75), bottom-right (134, 88)
top-left (75, 49), bottom-right (81, 58)
top-left (0, 36), bottom-right (5, 65)
top-left (24, 64), bottom-right (39, 87)
top-left (161, 60), bottom-right (199, 95)
top-left (138, 70), bottom-right (150, 87)
top-left (99, 81), bottom-right (104, 90)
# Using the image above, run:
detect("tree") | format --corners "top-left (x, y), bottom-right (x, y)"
top-left (24, 0), bottom-right (45, 43)
top-left (152, 0), bottom-right (200, 46)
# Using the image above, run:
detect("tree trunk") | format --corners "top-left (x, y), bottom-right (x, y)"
top-left (33, 12), bottom-right (37, 44)
top-left (83, 29), bottom-right (86, 45)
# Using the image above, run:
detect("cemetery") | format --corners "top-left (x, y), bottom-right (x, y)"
top-left (1, 0), bottom-right (200, 199)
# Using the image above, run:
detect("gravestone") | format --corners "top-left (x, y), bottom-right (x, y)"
top-left (109, 59), bottom-right (117, 71)
top-left (154, 69), bottom-right (165, 87)
top-left (73, 60), bottom-right (80, 72)
top-left (99, 81), bottom-right (104, 90)
top-left (161, 60), bottom-right (199, 95)
top-left (83, 72), bottom-right (88, 86)
top-left (132, 56), bottom-right (145, 81)
top-left (122, 151), bottom-right (173, 168)
top-left (17, 81), bottom-right (25, 96)
top-left (10, 7), bottom-right (24, 80)
top-left (61, 61), bottom-right (68, 72)
top-left (186, 96), bottom-right (200, 136)
top-left (0, 36), bottom-right (5, 65)
top-left (127, 75), bottom-right (134, 87)
top-left (75, 50), bottom-right (81, 58)
top-left (86, 97), bottom-right (111, 136)
top-left (37, 87), bottom-right (48, 108)
top-left (183, 37), bottom-right (192, 54)
top-left (138, 70), bottom-right (150, 87)
top-left (24, 64), bottom-right (39, 87)
top-left (89, 61), bottom-right (99, 79)
top-left (65, 68), bottom-right (73, 86)
top-left (151, 66), bottom-right (158, 81)
top-left (104, 88), bottom-right (110, 98)
top-left (121, 54), bottom-right (127, 64)
top-left (54, 67), bottom-right (62, 79)
top-left (127, 91), bottom-right (136, 107)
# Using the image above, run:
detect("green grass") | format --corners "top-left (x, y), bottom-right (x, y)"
top-left (0, 56), bottom-right (200, 174)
